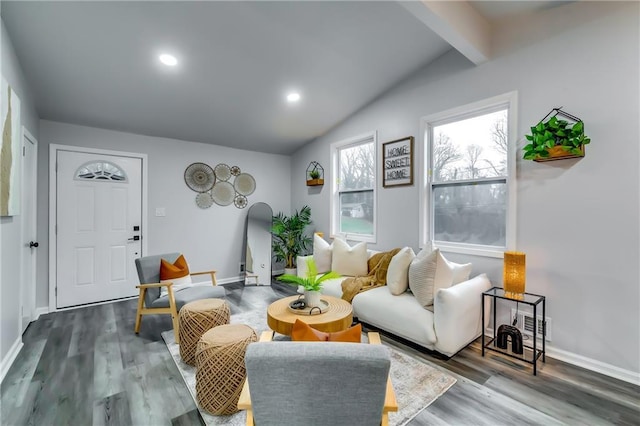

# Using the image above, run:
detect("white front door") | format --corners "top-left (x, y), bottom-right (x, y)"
top-left (56, 150), bottom-right (143, 308)
top-left (20, 129), bottom-right (37, 332)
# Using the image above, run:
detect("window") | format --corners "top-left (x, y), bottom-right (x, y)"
top-left (330, 132), bottom-right (376, 243)
top-left (420, 92), bottom-right (517, 257)
top-left (75, 161), bottom-right (127, 182)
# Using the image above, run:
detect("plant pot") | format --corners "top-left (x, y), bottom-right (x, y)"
top-left (533, 145), bottom-right (585, 162)
top-left (306, 178), bottom-right (324, 186)
top-left (304, 290), bottom-right (322, 308)
top-left (284, 268), bottom-right (297, 276)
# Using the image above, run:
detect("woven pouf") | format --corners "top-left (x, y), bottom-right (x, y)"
top-left (195, 324), bottom-right (257, 415)
top-left (179, 298), bottom-right (230, 366)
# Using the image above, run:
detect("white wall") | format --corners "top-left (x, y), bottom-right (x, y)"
top-left (1, 20), bottom-right (40, 362)
top-left (38, 120), bottom-right (291, 307)
top-left (291, 2), bottom-right (639, 375)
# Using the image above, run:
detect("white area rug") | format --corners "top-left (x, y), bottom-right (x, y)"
top-left (163, 309), bottom-right (456, 426)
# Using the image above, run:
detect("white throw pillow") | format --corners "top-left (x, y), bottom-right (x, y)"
top-left (408, 248), bottom-right (439, 308)
top-left (434, 251), bottom-right (472, 295)
top-left (160, 275), bottom-right (192, 298)
top-left (415, 246), bottom-right (433, 259)
top-left (387, 247), bottom-right (416, 295)
top-left (331, 239), bottom-right (368, 276)
top-left (313, 234), bottom-right (333, 273)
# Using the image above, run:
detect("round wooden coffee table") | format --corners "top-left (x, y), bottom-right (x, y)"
top-left (267, 295), bottom-right (353, 336)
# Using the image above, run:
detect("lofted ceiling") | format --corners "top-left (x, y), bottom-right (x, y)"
top-left (2, 1), bottom-right (566, 155)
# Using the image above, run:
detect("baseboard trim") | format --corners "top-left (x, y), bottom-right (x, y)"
top-left (1, 338), bottom-right (23, 384)
top-left (190, 276), bottom-right (241, 286)
top-left (483, 331), bottom-right (639, 385)
top-left (34, 307), bottom-right (49, 321)
top-left (546, 346), bottom-right (640, 386)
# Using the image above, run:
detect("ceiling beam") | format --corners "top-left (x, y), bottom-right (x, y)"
top-left (399, 1), bottom-right (491, 65)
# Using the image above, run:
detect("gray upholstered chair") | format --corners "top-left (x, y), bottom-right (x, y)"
top-left (238, 331), bottom-right (397, 426)
top-left (134, 252), bottom-right (225, 342)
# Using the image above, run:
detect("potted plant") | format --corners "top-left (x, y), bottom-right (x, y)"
top-left (272, 205), bottom-right (312, 275)
top-left (306, 161), bottom-right (324, 186)
top-left (277, 258), bottom-right (340, 308)
top-left (523, 112), bottom-right (591, 162)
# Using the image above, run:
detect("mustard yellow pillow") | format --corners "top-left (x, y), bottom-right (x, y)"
top-left (291, 319), bottom-right (362, 343)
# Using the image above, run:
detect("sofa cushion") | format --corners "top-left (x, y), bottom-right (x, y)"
top-left (408, 249), bottom-right (439, 307)
top-left (331, 239), bottom-right (368, 276)
top-left (313, 234), bottom-right (333, 273)
top-left (151, 285), bottom-right (225, 310)
top-left (353, 286), bottom-right (437, 346)
top-left (387, 247), bottom-right (416, 295)
top-left (320, 276), bottom-right (348, 298)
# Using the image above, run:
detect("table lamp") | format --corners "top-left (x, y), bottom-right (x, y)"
top-left (503, 251), bottom-right (526, 297)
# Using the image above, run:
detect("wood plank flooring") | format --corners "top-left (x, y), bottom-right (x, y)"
top-left (2, 282), bottom-right (638, 425)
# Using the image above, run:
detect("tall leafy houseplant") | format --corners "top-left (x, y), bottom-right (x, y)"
top-left (272, 205), bottom-right (312, 270)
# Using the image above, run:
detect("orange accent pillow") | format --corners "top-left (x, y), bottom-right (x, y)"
top-left (291, 319), bottom-right (362, 343)
top-left (160, 254), bottom-right (190, 280)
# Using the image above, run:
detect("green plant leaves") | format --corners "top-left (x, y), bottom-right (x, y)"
top-left (272, 205), bottom-right (313, 268)
top-left (523, 115), bottom-right (589, 160)
top-left (277, 258), bottom-right (340, 291)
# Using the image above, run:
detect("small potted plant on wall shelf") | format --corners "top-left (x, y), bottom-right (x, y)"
top-left (306, 161), bottom-right (324, 186)
top-left (523, 108), bottom-right (591, 162)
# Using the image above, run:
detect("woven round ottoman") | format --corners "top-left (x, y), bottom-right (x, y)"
top-left (179, 298), bottom-right (230, 366)
top-left (195, 324), bottom-right (257, 415)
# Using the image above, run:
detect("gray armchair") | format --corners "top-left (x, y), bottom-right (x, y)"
top-left (238, 331), bottom-right (397, 426)
top-left (134, 253), bottom-right (225, 342)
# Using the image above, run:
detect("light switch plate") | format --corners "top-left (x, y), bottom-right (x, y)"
top-left (155, 207), bottom-right (166, 217)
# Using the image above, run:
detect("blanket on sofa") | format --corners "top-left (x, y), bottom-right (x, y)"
top-left (341, 248), bottom-right (400, 302)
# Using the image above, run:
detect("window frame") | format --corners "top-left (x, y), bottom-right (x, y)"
top-left (419, 92), bottom-right (517, 258)
top-left (330, 131), bottom-right (377, 243)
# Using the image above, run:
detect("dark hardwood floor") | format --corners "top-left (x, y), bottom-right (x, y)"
top-left (2, 282), bottom-right (638, 425)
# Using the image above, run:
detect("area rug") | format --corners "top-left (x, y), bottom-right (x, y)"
top-left (162, 309), bottom-right (456, 426)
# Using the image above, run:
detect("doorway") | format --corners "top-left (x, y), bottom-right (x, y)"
top-left (49, 145), bottom-right (148, 309)
top-left (20, 128), bottom-right (37, 332)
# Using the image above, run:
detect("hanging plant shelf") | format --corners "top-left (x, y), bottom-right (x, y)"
top-left (306, 178), bottom-right (324, 186)
top-left (524, 108), bottom-right (590, 162)
top-left (306, 161), bottom-right (324, 186)
top-left (533, 144), bottom-right (585, 162)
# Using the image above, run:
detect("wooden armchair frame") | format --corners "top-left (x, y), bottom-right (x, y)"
top-left (237, 331), bottom-right (398, 426)
top-left (134, 269), bottom-right (217, 343)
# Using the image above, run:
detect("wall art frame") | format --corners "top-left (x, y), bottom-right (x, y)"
top-left (1, 76), bottom-right (22, 216)
top-left (382, 136), bottom-right (413, 188)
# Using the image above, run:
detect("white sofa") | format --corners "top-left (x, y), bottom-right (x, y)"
top-left (297, 251), bottom-right (491, 357)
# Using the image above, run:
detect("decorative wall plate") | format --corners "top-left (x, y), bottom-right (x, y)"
top-left (234, 194), bottom-right (248, 209)
top-left (185, 163), bottom-right (215, 192)
top-left (214, 163), bottom-right (232, 181)
top-left (211, 181), bottom-right (235, 206)
top-left (195, 192), bottom-right (213, 209)
top-left (230, 165), bottom-right (241, 176)
top-left (234, 173), bottom-right (256, 196)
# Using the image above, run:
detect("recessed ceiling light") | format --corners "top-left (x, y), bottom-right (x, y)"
top-left (159, 54), bottom-right (178, 66)
top-left (287, 92), bottom-right (301, 103)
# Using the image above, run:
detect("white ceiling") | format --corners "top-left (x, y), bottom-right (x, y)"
top-left (2, 1), bottom-right (565, 155)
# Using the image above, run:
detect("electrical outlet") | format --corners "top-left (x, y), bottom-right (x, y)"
top-left (511, 308), bottom-right (552, 341)
top-left (239, 262), bottom-right (245, 273)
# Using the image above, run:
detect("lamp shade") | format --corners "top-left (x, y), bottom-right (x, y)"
top-left (503, 251), bottom-right (526, 294)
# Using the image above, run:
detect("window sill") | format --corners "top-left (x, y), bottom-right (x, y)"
top-left (331, 233), bottom-right (376, 244)
top-left (435, 242), bottom-right (505, 259)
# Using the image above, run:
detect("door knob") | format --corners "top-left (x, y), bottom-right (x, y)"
top-left (29, 241), bottom-right (39, 248)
